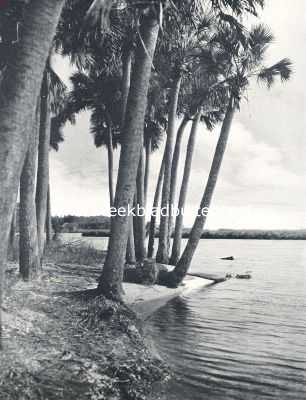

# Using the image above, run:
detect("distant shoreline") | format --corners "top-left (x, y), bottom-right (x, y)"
top-left (75, 229), bottom-right (306, 240)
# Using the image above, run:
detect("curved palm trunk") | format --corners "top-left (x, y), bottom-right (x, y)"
top-left (19, 105), bottom-right (41, 280)
top-left (147, 152), bottom-right (165, 258)
top-left (170, 112), bottom-right (201, 265)
top-left (156, 75), bottom-right (182, 264)
top-left (167, 117), bottom-right (189, 254)
top-left (98, 16), bottom-right (159, 300)
top-left (107, 126), bottom-right (114, 207)
top-left (46, 183), bottom-right (52, 244)
top-left (36, 71), bottom-right (51, 258)
top-left (134, 148), bottom-right (147, 262)
top-left (169, 101), bottom-right (235, 286)
top-left (144, 137), bottom-right (151, 207)
top-left (0, 0), bottom-right (65, 348)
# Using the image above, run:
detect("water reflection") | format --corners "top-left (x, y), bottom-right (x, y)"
top-left (147, 240), bottom-right (306, 400)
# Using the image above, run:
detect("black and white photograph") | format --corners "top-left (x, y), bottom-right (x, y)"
top-left (0, 0), bottom-right (305, 399)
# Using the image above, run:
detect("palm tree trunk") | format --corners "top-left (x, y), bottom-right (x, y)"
top-left (170, 112), bottom-right (201, 266)
top-left (107, 126), bottom-right (114, 207)
top-left (167, 116), bottom-right (189, 255)
top-left (121, 48), bottom-right (133, 129)
top-left (46, 183), bottom-right (52, 244)
top-left (36, 70), bottom-right (51, 258)
top-left (8, 206), bottom-right (17, 260)
top-left (156, 75), bottom-right (182, 264)
top-left (0, 0), bottom-right (65, 348)
top-left (121, 48), bottom-right (136, 264)
top-left (98, 16), bottom-right (159, 300)
top-left (134, 148), bottom-right (147, 262)
top-left (19, 105), bottom-right (41, 280)
top-left (126, 214), bottom-right (136, 264)
top-left (147, 153), bottom-right (165, 258)
top-left (144, 137), bottom-right (151, 207)
top-left (169, 100), bottom-right (235, 286)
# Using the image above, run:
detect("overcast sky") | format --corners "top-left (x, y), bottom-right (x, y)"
top-left (50, 0), bottom-right (306, 229)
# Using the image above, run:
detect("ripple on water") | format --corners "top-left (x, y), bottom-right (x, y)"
top-left (147, 240), bottom-right (306, 400)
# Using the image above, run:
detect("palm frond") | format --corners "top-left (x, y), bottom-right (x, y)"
top-left (257, 58), bottom-right (293, 88)
top-left (47, 64), bottom-right (68, 114)
top-left (248, 24), bottom-right (274, 62)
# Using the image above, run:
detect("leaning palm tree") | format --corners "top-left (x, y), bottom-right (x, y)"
top-left (97, 0), bottom-right (264, 299)
top-left (155, 10), bottom-right (215, 264)
top-left (58, 0), bottom-right (265, 299)
top-left (167, 24), bottom-right (293, 286)
top-left (169, 64), bottom-right (228, 265)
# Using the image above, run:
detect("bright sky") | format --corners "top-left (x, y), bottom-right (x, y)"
top-left (50, 0), bottom-right (306, 229)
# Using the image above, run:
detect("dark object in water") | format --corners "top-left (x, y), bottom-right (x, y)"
top-left (225, 273), bottom-right (233, 279)
top-left (187, 272), bottom-right (227, 283)
top-left (220, 256), bottom-right (234, 260)
top-left (236, 274), bottom-right (252, 279)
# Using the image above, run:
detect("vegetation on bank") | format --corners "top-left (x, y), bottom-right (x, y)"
top-left (1, 247), bottom-right (169, 400)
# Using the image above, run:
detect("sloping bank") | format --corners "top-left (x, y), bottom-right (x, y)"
top-left (1, 255), bottom-right (218, 400)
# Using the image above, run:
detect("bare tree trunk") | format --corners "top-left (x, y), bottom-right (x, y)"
top-left (98, 16), bottom-right (159, 300)
top-left (147, 153), bottom-right (165, 258)
top-left (46, 183), bottom-right (52, 244)
top-left (126, 214), bottom-right (136, 264)
top-left (19, 104), bottom-right (41, 280)
top-left (8, 206), bottom-right (17, 260)
top-left (107, 126), bottom-right (114, 207)
top-left (169, 101), bottom-right (235, 286)
top-left (36, 70), bottom-right (51, 258)
top-left (167, 117), bottom-right (189, 255)
top-left (121, 48), bottom-right (136, 264)
top-left (144, 137), bottom-right (151, 207)
top-left (121, 48), bottom-right (133, 129)
top-left (0, 0), bottom-right (65, 348)
top-left (156, 75), bottom-right (182, 264)
top-left (134, 148), bottom-right (147, 262)
top-left (170, 112), bottom-right (201, 265)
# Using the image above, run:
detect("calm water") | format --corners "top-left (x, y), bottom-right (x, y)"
top-left (63, 235), bottom-right (306, 399)
top-left (147, 240), bottom-right (306, 400)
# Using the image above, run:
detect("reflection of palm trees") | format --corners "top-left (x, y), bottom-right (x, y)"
top-left (150, 296), bottom-right (191, 336)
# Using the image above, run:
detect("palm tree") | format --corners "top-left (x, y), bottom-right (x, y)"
top-left (19, 101), bottom-right (41, 280)
top-left (0, 0), bottom-right (66, 346)
top-left (56, 0), bottom-right (265, 298)
top-left (155, 10), bottom-right (219, 263)
top-left (134, 148), bottom-right (147, 262)
top-left (147, 153), bottom-right (165, 259)
top-left (98, 10), bottom-right (160, 299)
top-left (46, 114), bottom-right (67, 245)
top-left (97, 0), bottom-right (264, 297)
top-left (133, 111), bottom-right (165, 262)
top-left (168, 25), bottom-right (293, 286)
top-left (36, 59), bottom-right (67, 258)
top-left (64, 70), bottom-right (122, 209)
top-left (169, 66), bottom-right (228, 265)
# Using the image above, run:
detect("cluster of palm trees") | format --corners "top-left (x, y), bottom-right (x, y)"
top-left (0, 0), bottom-right (292, 342)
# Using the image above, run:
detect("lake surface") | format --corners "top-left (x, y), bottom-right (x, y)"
top-left (62, 235), bottom-right (306, 399)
